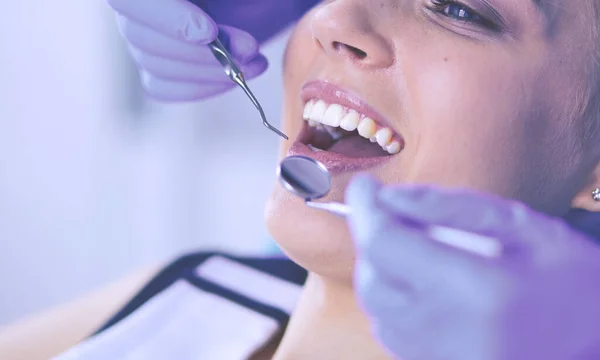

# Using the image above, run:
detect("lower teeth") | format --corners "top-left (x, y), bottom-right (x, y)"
top-left (307, 144), bottom-right (324, 152)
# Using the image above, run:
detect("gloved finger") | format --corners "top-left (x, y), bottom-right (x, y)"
top-left (215, 25), bottom-right (262, 64)
top-left (377, 185), bottom-right (531, 243)
top-left (346, 175), bottom-right (488, 286)
top-left (356, 209), bottom-right (482, 290)
top-left (129, 45), bottom-right (268, 83)
top-left (139, 71), bottom-right (235, 101)
top-left (107, 0), bottom-right (218, 44)
top-left (344, 174), bottom-right (383, 243)
top-left (118, 16), bottom-right (261, 64)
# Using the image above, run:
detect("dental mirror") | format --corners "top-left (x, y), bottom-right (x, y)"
top-left (277, 155), bottom-right (502, 258)
top-left (277, 156), bottom-right (351, 215)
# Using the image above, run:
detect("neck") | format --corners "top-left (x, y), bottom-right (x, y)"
top-left (272, 273), bottom-right (392, 360)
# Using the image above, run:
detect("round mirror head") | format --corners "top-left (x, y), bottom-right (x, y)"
top-left (277, 156), bottom-right (331, 201)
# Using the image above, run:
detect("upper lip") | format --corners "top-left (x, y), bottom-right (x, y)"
top-left (300, 80), bottom-right (399, 134)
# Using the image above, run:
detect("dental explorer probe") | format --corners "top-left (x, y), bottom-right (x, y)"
top-left (207, 37), bottom-right (288, 140)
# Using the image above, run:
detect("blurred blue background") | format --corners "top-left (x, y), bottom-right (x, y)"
top-left (0, 1), bottom-right (289, 325)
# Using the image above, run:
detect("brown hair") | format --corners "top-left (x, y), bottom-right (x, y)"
top-left (585, 1), bottom-right (600, 151)
top-left (571, 1), bottom-right (600, 156)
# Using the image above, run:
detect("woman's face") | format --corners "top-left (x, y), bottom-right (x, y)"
top-left (265, 0), bottom-right (598, 281)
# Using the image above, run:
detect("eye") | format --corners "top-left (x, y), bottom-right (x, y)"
top-left (427, 0), bottom-right (497, 29)
top-left (442, 3), bottom-right (480, 21)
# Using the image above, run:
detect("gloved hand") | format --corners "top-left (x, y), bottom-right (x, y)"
top-left (346, 174), bottom-right (600, 360)
top-left (106, 0), bottom-right (271, 101)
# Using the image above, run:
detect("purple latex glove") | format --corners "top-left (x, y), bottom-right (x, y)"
top-left (106, 0), bottom-right (274, 101)
top-left (346, 174), bottom-right (600, 360)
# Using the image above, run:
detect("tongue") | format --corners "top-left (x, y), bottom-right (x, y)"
top-left (328, 136), bottom-right (389, 158)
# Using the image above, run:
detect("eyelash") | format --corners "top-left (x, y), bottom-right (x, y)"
top-left (427, 0), bottom-right (498, 30)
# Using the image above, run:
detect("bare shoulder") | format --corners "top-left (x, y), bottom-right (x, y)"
top-left (0, 264), bottom-right (163, 360)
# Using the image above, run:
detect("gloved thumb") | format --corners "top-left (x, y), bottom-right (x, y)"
top-left (345, 174), bottom-right (385, 249)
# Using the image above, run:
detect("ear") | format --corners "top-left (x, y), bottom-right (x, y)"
top-left (571, 160), bottom-right (600, 211)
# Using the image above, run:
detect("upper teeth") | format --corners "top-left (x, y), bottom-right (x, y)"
top-left (303, 99), bottom-right (402, 155)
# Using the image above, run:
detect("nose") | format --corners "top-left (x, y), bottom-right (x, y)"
top-left (311, 1), bottom-right (395, 69)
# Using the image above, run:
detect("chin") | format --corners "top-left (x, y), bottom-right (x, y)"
top-left (263, 81), bottom-right (407, 283)
top-left (264, 184), bottom-right (357, 284)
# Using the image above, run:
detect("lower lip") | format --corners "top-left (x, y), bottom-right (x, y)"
top-left (287, 141), bottom-right (393, 174)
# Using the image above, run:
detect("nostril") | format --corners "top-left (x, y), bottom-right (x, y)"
top-left (333, 41), bottom-right (367, 60)
top-left (348, 45), bottom-right (367, 59)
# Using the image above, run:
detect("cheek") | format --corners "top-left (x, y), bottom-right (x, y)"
top-left (399, 43), bottom-right (535, 194)
top-left (264, 185), bottom-right (357, 282)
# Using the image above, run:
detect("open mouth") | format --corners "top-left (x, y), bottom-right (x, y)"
top-left (298, 99), bottom-right (403, 157)
top-left (287, 96), bottom-right (405, 173)
top-left (287, 81), bottom-right (405, 173)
